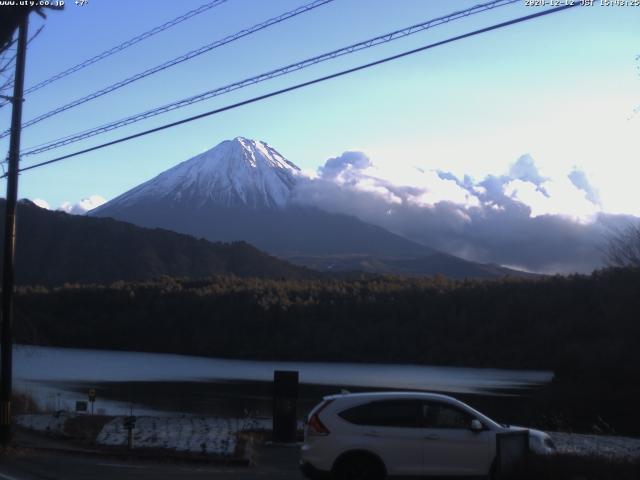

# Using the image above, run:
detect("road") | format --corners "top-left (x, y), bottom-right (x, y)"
top-left (0, 444), bottom-right (304, 480)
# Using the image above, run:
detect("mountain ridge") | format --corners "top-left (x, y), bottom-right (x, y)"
top-left (1, 199), bottom-right (315, 286)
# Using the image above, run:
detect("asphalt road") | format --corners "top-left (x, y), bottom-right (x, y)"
top-left (0, 444), bottom-right (304, 480)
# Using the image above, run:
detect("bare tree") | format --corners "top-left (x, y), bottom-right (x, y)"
top-left (605, 223), bottom-right (640, 268)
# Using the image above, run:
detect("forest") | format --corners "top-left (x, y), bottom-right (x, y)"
top-left (13, 267), bottom-right (640, 434)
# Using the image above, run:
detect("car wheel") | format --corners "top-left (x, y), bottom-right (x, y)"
top-left (333, 453), bottom-right (385, 480)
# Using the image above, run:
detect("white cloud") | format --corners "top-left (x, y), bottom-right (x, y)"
top-left (508, 154), bottom-right (548, 186)
top-left (310, 151), bottom-right (481, 210)
top-left (58, 195), bottom-right (107, 215)
top-left (503, 178), bottom-right (593, 221)
top-left (319, 151), bottom-right (372, 180)
top-left (568, 168), bottom-right (600, 205)
top-left (31, 198), bottom-right (50, 210)
top-left (293, 151), bottom-right (636, 274)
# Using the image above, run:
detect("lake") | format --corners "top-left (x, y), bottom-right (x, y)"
top-left (14, 344), bottom-right (553, 419)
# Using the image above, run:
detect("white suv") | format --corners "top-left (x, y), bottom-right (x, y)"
top-left (300, 391), bottom-right (555, 479)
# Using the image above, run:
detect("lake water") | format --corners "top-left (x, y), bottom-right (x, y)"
top-left (14, 345), bottom-right (553, 418)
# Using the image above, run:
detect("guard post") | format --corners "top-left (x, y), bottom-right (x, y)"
top-left (124, 415), bottom-right (136, 450)
top-left (496, 430), bottom-right (529, 479)
top-left (273, 370), bottom-right (298, 443)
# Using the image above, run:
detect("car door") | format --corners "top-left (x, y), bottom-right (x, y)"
top-left (421, 400), bottom-right (493, 476)
top-left (338, 399), bottom-right (426, 476)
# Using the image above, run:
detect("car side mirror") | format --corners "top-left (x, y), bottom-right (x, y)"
top-left (470, 419), bottom-right (483, 432)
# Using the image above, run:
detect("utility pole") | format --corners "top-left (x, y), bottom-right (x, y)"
top-left (0, 15), bottom-right (29, 446)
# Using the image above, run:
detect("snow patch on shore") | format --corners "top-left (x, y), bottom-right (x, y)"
top-left (16, 413), bottom-right (271, 456)
top-left (549, 432), bottom-right (640, 460)
top-left (16, 412), bottom-right (69, 434)
top-left (96, 415), bottom-right (270, 455)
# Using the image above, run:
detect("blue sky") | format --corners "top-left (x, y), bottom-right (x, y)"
top-left (0, 0), bottom-right (638, 219)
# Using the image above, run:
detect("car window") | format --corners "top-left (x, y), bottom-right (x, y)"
top-left (339, 399), bottom-right (422, 428)
top-left (423, 401), bottom-right (473, 429)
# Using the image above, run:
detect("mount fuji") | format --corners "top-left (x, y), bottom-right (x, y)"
top-left (100, 137), bottom-right (299, 211)
top-left (91, 137), bottom-right (526, 278)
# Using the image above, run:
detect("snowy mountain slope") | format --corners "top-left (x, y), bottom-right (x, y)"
top-left (92, 136), bottom-right (434, 258)
top-left (94, 137), bottom-right (300, 211)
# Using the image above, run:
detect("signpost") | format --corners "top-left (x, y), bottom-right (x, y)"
top-left (124, 415), bottom-right (136, 450)
top-left (88, 388), bottom-right (96, 415)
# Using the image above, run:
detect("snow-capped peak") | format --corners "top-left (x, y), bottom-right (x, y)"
top-left (101, 137), bottom-right (301, 210)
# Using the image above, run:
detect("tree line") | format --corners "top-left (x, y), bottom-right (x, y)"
top-left (13, 268), bottom-right (640, 434)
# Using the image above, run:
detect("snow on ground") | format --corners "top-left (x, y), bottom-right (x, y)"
top-left (16, 412), bottom-right (69, 435)
top-left (549, 432), bottom-right (640, 460)
top-left (96, 415), bottom-right (271, 455)
top-left (16, 413), bottom-right (272, 456)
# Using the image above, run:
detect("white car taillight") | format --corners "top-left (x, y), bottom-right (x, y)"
top-left (307, 399), bottom-right (333, 436)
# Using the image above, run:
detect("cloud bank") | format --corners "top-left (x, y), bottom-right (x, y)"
top-left (59, 195), bottom-right (107, 215)
top-left (293, 151), bottom-right (635, 274)
top-left (30, 195), bottom-right (107, 215)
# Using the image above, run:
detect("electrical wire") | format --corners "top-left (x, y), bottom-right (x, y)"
top-left (0, 0), bottom-right (229, 108)
top-left (4, 3), bottom-right (579, 179)
top-left (0, 0), bottom-right (335, 139)
top-left (0, 25), bottom-right (45, 96)
top-left (19, 0), bottom-right (520, 156)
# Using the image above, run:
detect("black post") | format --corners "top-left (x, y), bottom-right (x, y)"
top-left (0, 15), bottom-right (29, 446)
top-left (273, 370), bottom-right (298, 443)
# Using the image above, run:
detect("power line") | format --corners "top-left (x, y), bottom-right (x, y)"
top-left (0, 52), bottom-right (17, 79)
top-left (0, 0), bottom-right (229, 108)
top-left (0, 25), bottom-right (44, 97)
top-left (5, 3), bottom-right (578, 179)
top-left (0, 0), bottom-right (335, 139)
top-left (19, 0), bottom-right (520, 157)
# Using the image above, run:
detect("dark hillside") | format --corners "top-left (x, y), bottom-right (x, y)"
top-left (0, 199), bottom-right (315, 285)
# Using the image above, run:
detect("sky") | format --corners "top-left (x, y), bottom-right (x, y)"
top-left (0, 0), bottom-right (638, 273)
